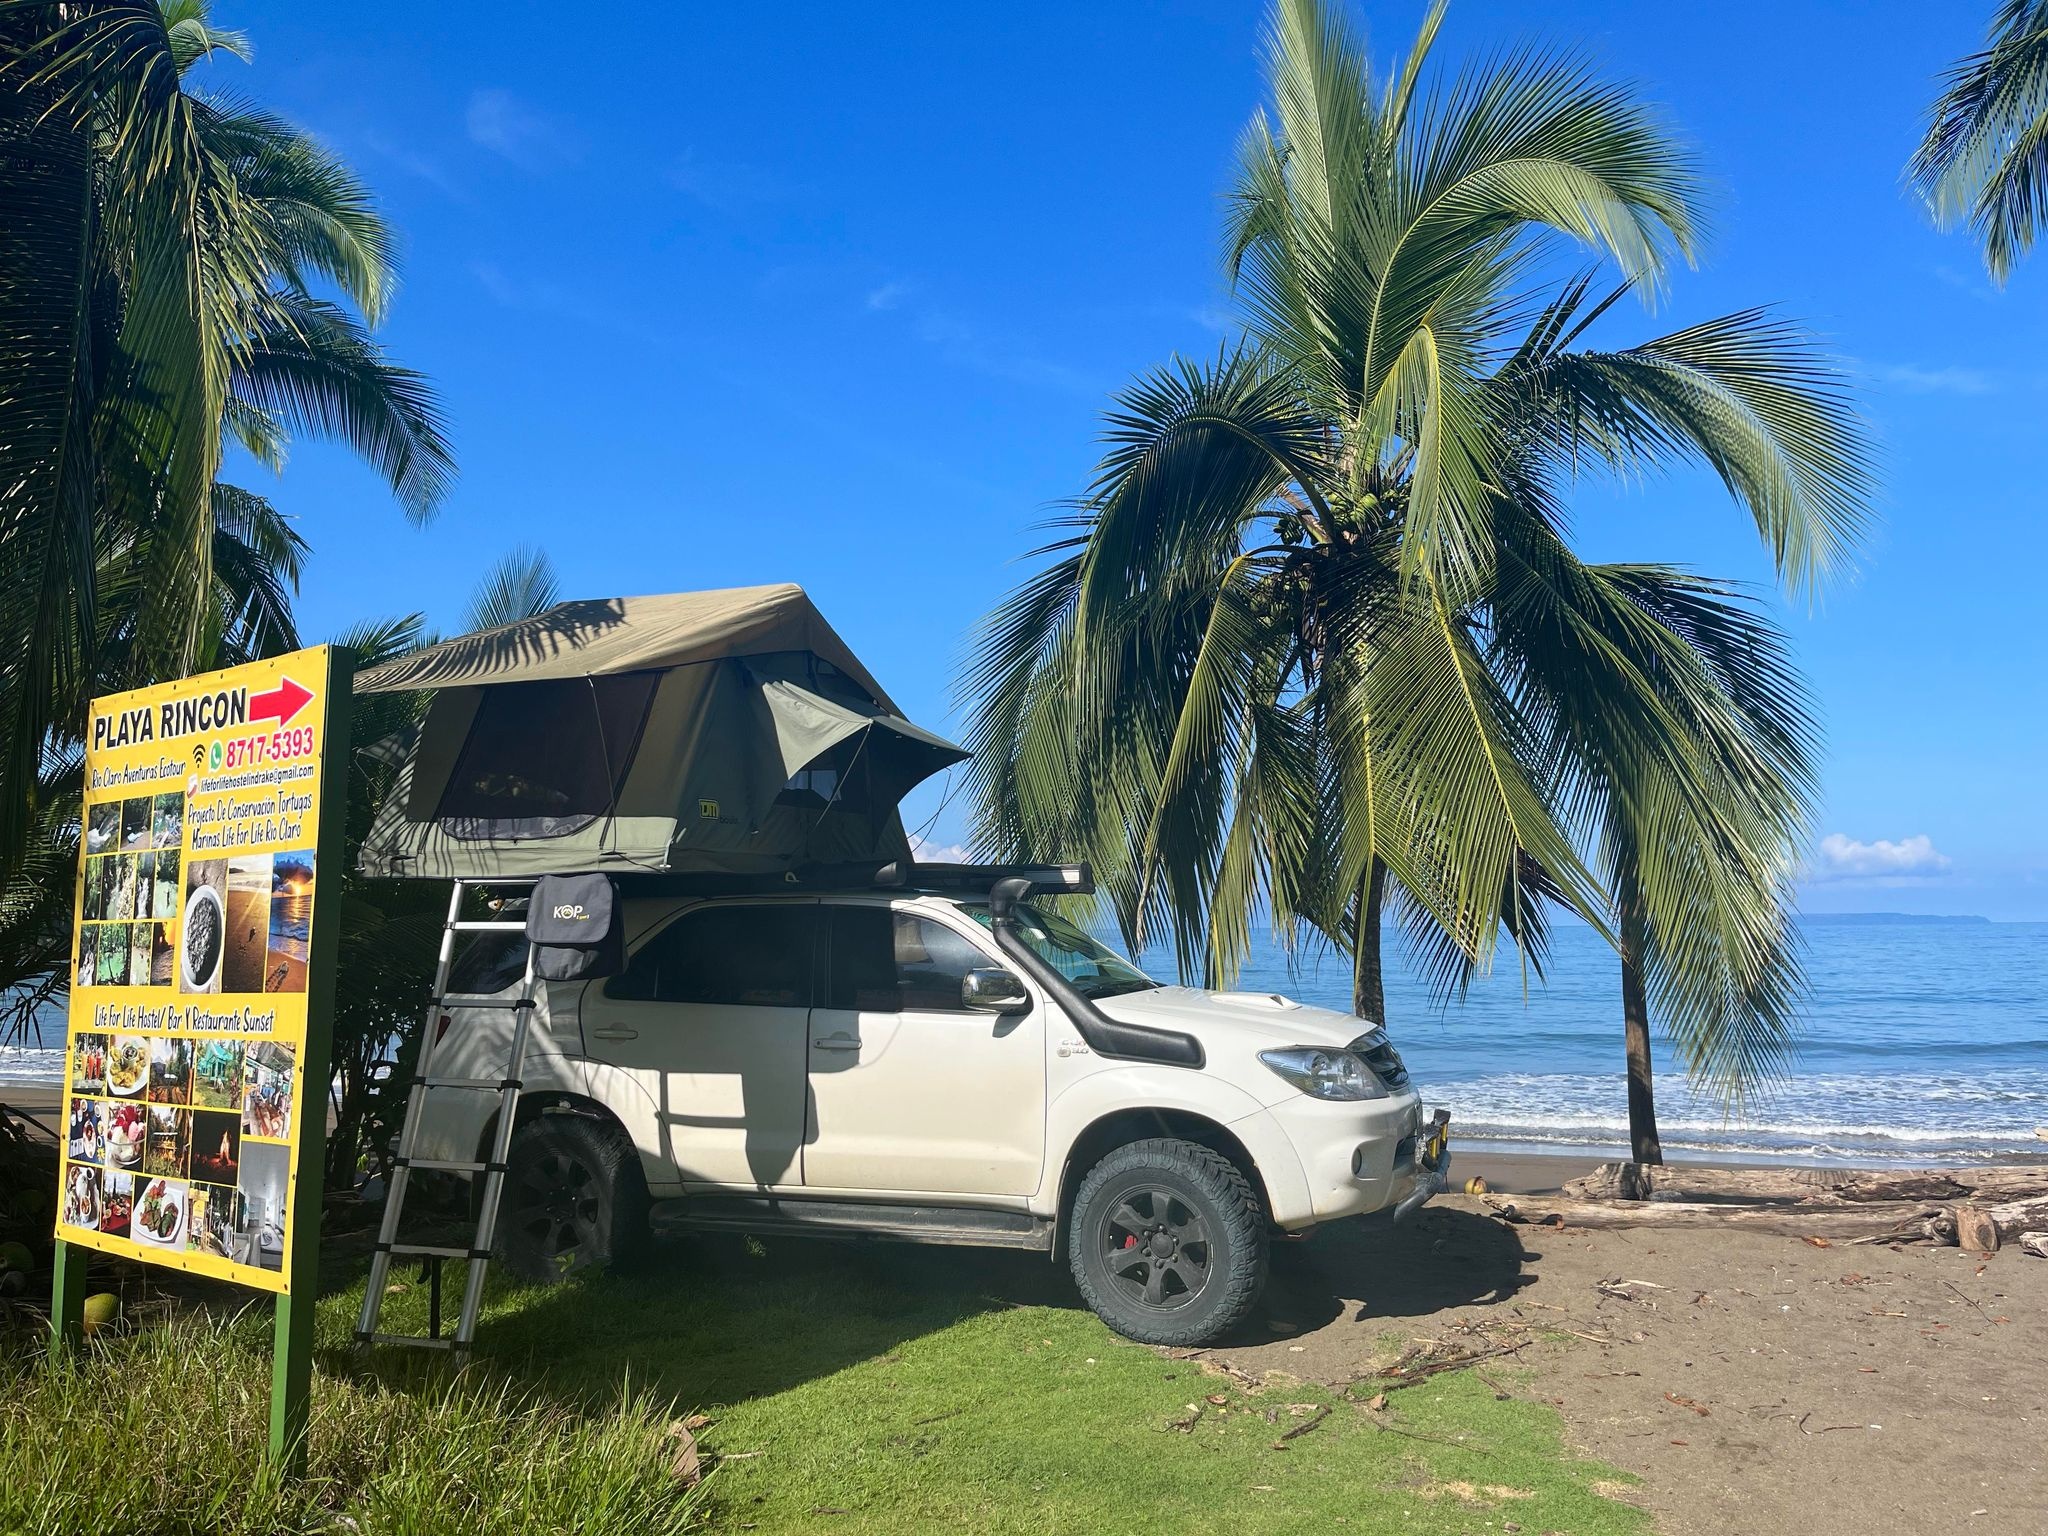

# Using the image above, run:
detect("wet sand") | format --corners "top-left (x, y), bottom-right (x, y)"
top-left (1, 1086), bottom-right (63, 1138)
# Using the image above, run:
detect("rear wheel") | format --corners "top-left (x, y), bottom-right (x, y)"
top-left (496, 1115), bottom-right (649, 1282)
top-left (1068, 1137), bottom-right (1267, 1346)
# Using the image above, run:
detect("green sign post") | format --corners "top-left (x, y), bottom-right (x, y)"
top-left (49, 647), bottom-right (352, 1478)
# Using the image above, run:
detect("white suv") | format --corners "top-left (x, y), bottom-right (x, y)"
top-left (419, 873), bottom-right (1447, 1346)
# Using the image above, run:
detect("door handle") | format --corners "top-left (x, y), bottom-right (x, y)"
top-left (591, 1025), bottom-right (639, 1041)
top-left (812, 1034), bottom-right (860, 1051)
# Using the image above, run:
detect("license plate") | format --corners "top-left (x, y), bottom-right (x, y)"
top-left (1421, 1120), bottom-right (1450, 1170)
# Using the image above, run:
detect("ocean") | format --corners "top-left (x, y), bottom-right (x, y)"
top-left (1154, 914), bottom-right (2048, 1166)
top-left (7, 914), bottom-right (2044, 1166)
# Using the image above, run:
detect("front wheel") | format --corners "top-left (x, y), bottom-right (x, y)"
top-left (496, 1115), bottom-right (649, 1282)
top-left (1068, 1137), bottom-right (1267, 1346)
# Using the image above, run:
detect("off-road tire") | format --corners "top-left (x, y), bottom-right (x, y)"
top-left (1068, 1137), bottom-right (1267, 1346)
top-left (497, 1114), bottom-right (650, 1282)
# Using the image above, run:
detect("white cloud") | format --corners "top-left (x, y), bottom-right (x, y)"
top-left (357, 130), bottom-right (469, 201)
top-left (669, 148), bottom-right (797, 210)
top-left (466, 89), bottom-right (577, 171)
top-left (467, 261), bottom-right (621, 331)
top-left (1810, 833), bottom-right (1952, 881)
top-left (909, 835), bottom-right (972, 865)
top-left (865, 280), bottom-right (911, 312)
top-left (909, 308), bottom-right (1095, 395)
top-left (1853, 359), bottom-right (1998, 395)
top-left (1932, 263), bottom-right (1999, 303)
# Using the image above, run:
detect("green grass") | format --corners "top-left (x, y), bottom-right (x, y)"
top-left (1, 1311), bottom-right (706, 1536)
top-left (5, 1234), bottom-right (1647, 1535)
top-left (333, 1235), bottom-right (1645, 1535)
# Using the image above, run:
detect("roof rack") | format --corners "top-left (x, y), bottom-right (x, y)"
top-left (602, 859), bottom-right (1094, 899)
top-left (876, 861), bottom-right (1094, 896)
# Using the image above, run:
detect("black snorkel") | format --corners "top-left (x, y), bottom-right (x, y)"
top-left (987, 871), bottom-right (1204, 1069)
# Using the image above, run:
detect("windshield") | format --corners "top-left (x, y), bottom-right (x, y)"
top-left (964, 902), bottom-right (1158, 1000)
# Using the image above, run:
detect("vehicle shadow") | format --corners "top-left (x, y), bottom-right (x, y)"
top-left (434, 1231), bottom-right (1071, 1411)
top-left (1250, 1205), bottom-right (1533, 1336)
top-left (336, 1206), bottom-right (1530, 1410)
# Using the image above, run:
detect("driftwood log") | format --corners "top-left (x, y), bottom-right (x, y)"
top-left (1484, 1195), bottom-right (1942, 1239)
top-left (1561, 1162), bottom-right (2048, 1205)
top-left (1486, 1165), bottom-right (2048, 1246)
top-left (1923, 1195), bottom-right (2048, 1245)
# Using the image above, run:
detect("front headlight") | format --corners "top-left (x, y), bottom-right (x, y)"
top-left (1258, 1046), bottom-right (1386, 1101)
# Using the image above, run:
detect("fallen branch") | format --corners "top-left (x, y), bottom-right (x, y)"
top-left (1486, 1195), bottom-right (1942, 1239)
top-left (1561, 1163), bottom-right (2048, 1206)
top-left (1271, 1405), bottom-right (1333, 1447)
top-left (1940, 1278), bottom-right (1997, 1326)
top-left (1367, 1338), bottom-right (1531, 1394)
top-left (1797, 1413), bottom-right (1867, 1436)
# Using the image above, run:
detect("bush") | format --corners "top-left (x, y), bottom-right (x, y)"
top-left (1, 1312), bottom-right (707, 1535)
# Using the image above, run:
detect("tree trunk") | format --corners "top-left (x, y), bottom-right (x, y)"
top-left (1618, 873), bottom-right (1662, 1166)
top-left (1351, 859), bottom-right (1387, 1023)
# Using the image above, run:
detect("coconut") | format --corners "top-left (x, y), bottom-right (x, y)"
top-left (82, 1292), bottom-right (121, 1336)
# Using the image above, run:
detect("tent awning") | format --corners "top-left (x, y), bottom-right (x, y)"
top-left (355, 584), bottom-right (898, 711)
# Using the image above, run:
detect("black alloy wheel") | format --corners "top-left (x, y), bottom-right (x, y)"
top-left (1067, 1137), bottom-right (1267, 1347)
top-left (497, 1115), bottom-right (649, 1282)
top-left (1096, 1185), bottom-right (1212, 1311)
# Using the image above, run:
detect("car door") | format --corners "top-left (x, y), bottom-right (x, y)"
top-left (803, 902), bottom-right (1046, 1198)
top-left (578, 900), bottom-right (817, 1190)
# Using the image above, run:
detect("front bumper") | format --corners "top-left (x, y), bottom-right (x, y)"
top-left (1237, 1091), bottom-right (1450, 1227)
top-left (1391, 1109), bottom-right (1451, 1222)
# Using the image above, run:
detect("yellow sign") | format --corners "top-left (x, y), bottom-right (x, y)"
top-left (54, 647), bottom-right (334, 1292)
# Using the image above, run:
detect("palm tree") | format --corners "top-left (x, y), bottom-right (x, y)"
top-left (0, 0), bottom-right (453, 873)
top-left (0, 488), bottom-right (306, 1023)
top-left (1912, 1), bottom-right (2048, 282)
top-left (963, 0), bottom-right (1869, 1157)
top-left (326, 547), bottom-right (563, 1189)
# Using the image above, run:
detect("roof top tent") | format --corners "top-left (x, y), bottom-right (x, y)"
top-left (354, 584), bottom-right (968, 881)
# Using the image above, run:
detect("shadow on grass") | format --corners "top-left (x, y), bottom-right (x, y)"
top-left (316, 1203), bottom-right (1531, 1414)
top-left (319, 1229), bottom-right (1076, 1411)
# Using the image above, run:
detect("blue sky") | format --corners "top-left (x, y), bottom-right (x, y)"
top-left (220, 0), bottom-right (2045, 920)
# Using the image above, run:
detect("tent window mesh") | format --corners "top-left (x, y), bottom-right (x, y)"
top-left (437, 673), bottom-right (658, 833)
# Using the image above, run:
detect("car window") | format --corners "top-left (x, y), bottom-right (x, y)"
top-left (825, 907), bottom-right (992, 1014)
top-left (607, 905), bottom-right (816, 1006)
top-left (961, 901), bottom-right (1157, 1000)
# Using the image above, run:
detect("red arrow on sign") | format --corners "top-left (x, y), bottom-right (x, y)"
top-left (249, 676), bottom-right (313, 726)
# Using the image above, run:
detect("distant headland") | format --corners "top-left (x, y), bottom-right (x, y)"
top-left (1800, 911), bottom-right (1993, 926)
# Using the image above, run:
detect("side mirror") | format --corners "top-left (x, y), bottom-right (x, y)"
top-left (961, 967), bottom-right (1029, 1014)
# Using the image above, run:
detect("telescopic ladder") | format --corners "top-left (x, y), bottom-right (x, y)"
top-left (355, 877), bottom-right (538, 1354)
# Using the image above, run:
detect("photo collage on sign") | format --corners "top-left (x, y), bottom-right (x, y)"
top-left (63, 794), bottom-right (304, 1270)
top-left (62, 1029), bottom-right (297, 1271)
top-left (75, 792), bottom-right (182, 989)
top-left (183, 848), bottom-right (315, 997)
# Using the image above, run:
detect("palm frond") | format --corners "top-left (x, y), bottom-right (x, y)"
top-left (464, 545), bottom-right (561, 633)
top-left (1500, 307), bottom-right (1874, 596)
top-left (1910, 0), bottom-right (2048, 282)
top-left (232, 291), bottom-right (454, 521)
